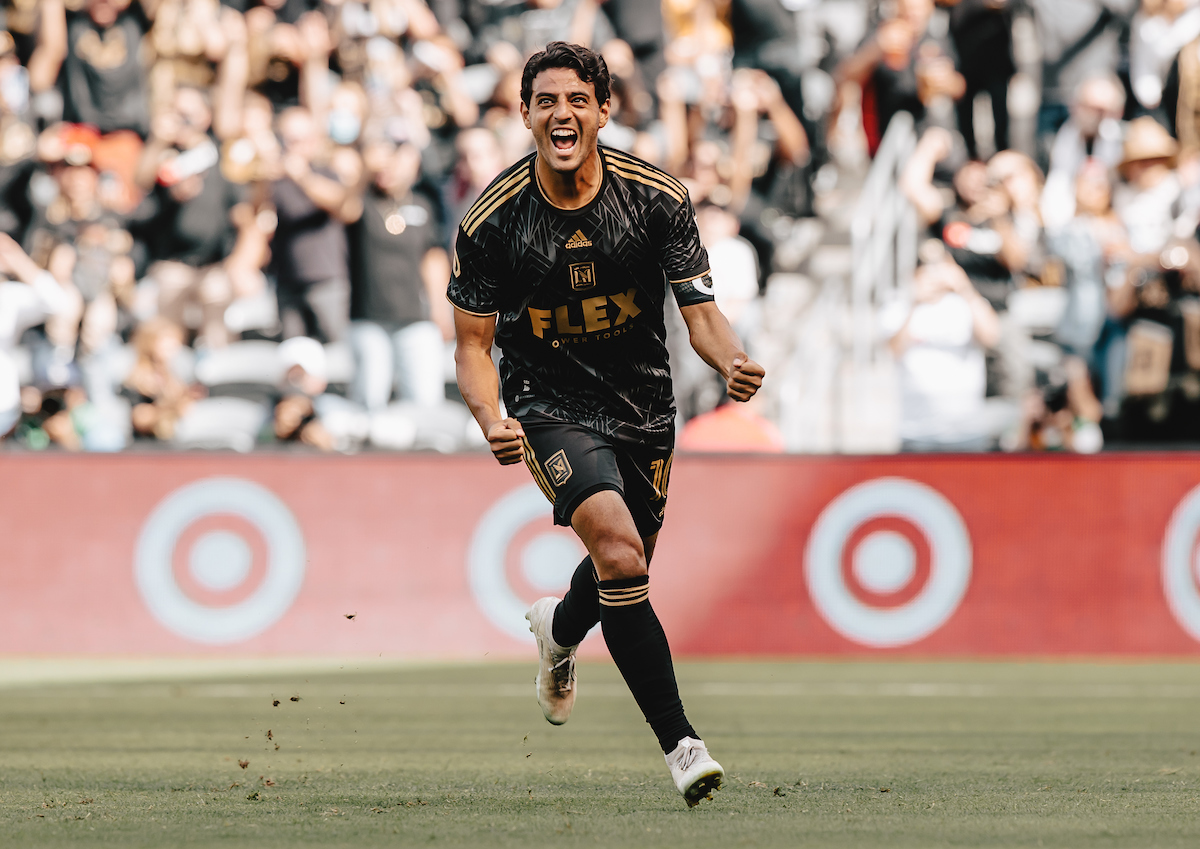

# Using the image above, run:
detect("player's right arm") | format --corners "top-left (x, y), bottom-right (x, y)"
top-left (452, 308), bottom-right (525, 465)
top-left (447, 222), bottom-right (525, 465)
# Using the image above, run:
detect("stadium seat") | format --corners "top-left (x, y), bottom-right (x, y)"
top-left (171, 396), bottom-right (271, 453)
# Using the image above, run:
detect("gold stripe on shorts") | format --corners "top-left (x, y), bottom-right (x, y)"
top-left (521, 436), bottom-right (556, 504)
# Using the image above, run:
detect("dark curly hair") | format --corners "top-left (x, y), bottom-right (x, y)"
top-left (520, 42), bottom-right (611, 108)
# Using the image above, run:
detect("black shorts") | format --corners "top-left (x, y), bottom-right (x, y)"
top-left (517, 411), bottom-right (675, 538)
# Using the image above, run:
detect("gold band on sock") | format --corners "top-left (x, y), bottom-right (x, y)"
top-left (598, 582), bottom-right (649, 607)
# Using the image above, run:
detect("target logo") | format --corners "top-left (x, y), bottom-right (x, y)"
top-left (804, 478), bottom-right (972, 647)
top-left (468, 484), bottom-right (588, 643)
top-left (1161, 484), bottom-right (1200, 643)
top-left (134, 478), bottom-right (306, 645)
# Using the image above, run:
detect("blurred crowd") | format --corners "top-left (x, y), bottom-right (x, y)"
top-left (5, 1), bottom-right (1200, 454)
top-left (0, 0), bottom-right (849, 453)
top-left (870, 0), bottom-right (1200, 451)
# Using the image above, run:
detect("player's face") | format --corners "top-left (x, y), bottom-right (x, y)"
top-left (521, 68), bottom-right (609, 175)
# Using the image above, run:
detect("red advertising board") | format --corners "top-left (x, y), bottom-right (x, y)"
top-left (3, 453), bottom-right (1200, 657)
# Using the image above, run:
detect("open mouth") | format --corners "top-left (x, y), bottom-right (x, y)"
top-left (550, 128), bottom-right (578, 153)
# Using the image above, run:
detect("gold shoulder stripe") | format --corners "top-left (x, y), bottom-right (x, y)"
top-left (605, 163), bottom-right (685, 203)
top-left (603, 152), bottom-right (686, 201)
top-left (605, 150), bottom-right (686, 196)
top-left (460, 168), bottom-right (525, 230)
top-left (461, 169), bottom-right (529, 233)
top-left (448, 299), bottom-right (499, 318)
top-left (464, 158), bottom-right (531, 216)
top-left (463, 175), bottom-right (531, 236)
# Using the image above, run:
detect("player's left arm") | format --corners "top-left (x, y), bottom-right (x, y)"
top-left (680, 301), bottom-right (765, 402)
top-left (658, 188), bottom-right (765, 402)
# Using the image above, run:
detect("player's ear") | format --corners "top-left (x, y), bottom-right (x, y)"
top-left (598, 98), bottom-right (610, 129)
top-left (520, 100), bottom-right (531, 130)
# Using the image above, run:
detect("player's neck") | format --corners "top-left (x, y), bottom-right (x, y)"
top-left (535, 150), bottom-right (603, 210)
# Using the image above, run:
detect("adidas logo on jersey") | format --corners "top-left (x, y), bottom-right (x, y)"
top-left (564, 229), bottom-right (592, 249)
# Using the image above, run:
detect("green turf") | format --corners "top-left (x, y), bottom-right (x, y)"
top-left (2, 660), bottom-right (1199, 848)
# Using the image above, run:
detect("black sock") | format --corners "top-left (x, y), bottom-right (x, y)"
top-left (551, 557), bottom-right (599, 648)
top-left (597, 575), bottom-right (697, 754)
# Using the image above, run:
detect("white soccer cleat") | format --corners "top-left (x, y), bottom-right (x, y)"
top-left (525, 597), bottom-right (578, 725)
top-left (665, 737), bottom-right (724, 808)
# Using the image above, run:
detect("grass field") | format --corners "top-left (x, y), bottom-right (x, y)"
top-left (2, 659), bottom-right (1199, 848)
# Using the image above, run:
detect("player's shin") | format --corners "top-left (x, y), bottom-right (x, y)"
top-left (597, 575), bottom-right (697, 753)
top-left (552, 556), bottom-right (599, 648)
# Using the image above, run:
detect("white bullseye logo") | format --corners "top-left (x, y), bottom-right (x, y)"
top-left (805, 478), bottom-right (972, 647)
top-left (1161, 483), bottom-right (1200, 642)
top-left (134, 478), bottom-right (306, 644)
top-left (468, 484), bottom-right (588, 642)
top-left (853, 530), bottom-right (916, 593)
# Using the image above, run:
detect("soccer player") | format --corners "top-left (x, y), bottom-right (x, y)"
top-left (449, 42), bottom-right (765, 808)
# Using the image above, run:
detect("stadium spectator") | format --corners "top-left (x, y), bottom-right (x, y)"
top-left (728, 67), bottom-right (810, 258)
top-left (272, 333), bottom-right (371, 452)
top-left (598, 0), bottom-right (668, 89)
top-left (1112, 115), bottom-right (1188, 255)
top-left (727, 0), bottom-right (819, 169)
top-left (592, 39), bottom-right (653, 156)
top-left (947, 0), bottom-right (1016, 160)
top-left (1049, 157), bottom-right (1131, 363)
top-left (347, 139), bottom-right (450, 411)
top-left (670, 199), bottom-right (761, 421)
top-left (1129, 0), bottom-right (1200, 125)
top-left (677, 395), bottom-right (784, 452)
top-left (23, 127), bottom-right (137, 366)
top-left (986, 149), bottom-right (1049, 288)
top-left (901, 126), bottom-right (1022, 308)
top-left (1102, 239), bottom-right (1200, 440)
top-left (272, 334), bottom-right (336, 450)
top-left (1041, 72), bottom-right (1127, 233)
top-left (1170, 12), bottom-right (1200, 150)
top-left (136, 84), bottom-right (249, 349)
top-left (0, 3), bottom-right (57, 241)
top-left (881, 255), bottom-right (1007, 451)
top-left (270, 105), bottom-right (353, 343)
top-left (1028, 0), bottom-right (1137, 168)
top-left (119, 314), bottom-right (194, 440)
top-left (834, 0), bottom-right (964, 156)
top-left (0, 232), bottom-right (73, 440)
top-left (59, 0), bottom-right (153, 137)
top-left (442, 125), bottom-right (503, 247)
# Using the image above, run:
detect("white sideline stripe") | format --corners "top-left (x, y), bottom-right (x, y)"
top-left (695, 682), bottom-right (1200, 699)
top-left (4, 671), bottom-right (1200, 701)
top-left (0, 658), bottom-right (464, 689)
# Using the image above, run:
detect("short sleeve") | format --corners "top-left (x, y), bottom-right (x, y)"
top-left (446, 226), bottom-right (500, 316)
top-left (659, 194), bottom-right (714, 307)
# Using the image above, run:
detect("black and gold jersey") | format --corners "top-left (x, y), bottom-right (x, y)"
top-left (447, 146), bottom-right (715, 440)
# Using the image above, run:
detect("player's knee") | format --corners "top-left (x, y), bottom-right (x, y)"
top-left (591, 535), bottom-right (647, 581)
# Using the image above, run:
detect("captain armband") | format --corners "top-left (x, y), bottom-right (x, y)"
top-left (671, 271), bottom-right (716, 306)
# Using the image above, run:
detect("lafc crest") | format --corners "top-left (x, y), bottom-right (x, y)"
top-left (570, 262), bottom-right (595, 291)
top-left (545, 449), bottom-right (573, 486)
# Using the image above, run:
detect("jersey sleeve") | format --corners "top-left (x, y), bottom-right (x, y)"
top-left (446, 226), bottom-right (500, 316)
top-left (658, 193), bottom-right (715, 307)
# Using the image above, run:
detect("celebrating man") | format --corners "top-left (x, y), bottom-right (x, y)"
top-left (449, 42), bottom-right (765, 807)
